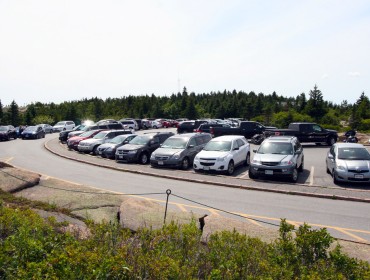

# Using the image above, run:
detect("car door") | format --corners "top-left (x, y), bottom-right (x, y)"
top-left (230, 140), bottom-right (242, 164)
top-left (186, 137), bottom-right (199, 161)
top-left (293, 140), bottom-right (302, 167)
top-left (236, 138), bottom-right (248, 164)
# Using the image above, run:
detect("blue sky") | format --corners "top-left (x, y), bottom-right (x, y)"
top-left (0, 0), bottom-right (369, 106)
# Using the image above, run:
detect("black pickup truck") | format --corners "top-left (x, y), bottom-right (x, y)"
top-left (264, 122), bottom-right (338, 146)
top-left (211, 121), bottom-right (275, 139)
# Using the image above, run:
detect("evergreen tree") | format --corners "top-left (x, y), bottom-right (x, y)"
top-left (0, 99), bottom-right (3, 124)
top-left (305, 85), bottom-right (327, 122)
top-left (9, 100), bottom-right (20, 126)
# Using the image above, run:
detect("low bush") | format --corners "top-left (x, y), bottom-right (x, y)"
top-left (0, 202), bottom-right (369, 279)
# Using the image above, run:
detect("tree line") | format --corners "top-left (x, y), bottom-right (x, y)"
top-left (1, 85), bottom-right (369, 131)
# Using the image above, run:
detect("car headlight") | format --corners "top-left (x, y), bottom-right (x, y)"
top-left (128, 150), bottom-right (137, 154)
top-left (150, 153), bottom-right (156, 159)
top-left (105, 147), bottom-right (113, 152)
top-left (336, 164), bottom-right (346, 171)
top-left (217, 156), bottom-right (226, 162)
top-left (252, 159), bottom-right (261, 165)
top-left (172, 153), bottom-right (181, 160)
top-left (280, 160), bottom-right (294, 166)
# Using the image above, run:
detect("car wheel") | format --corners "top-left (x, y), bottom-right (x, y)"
top-left (291, 167), bottom-right (298, 183)
top-left (248, 167), bottom-right (257, 179)
top-left (333, 170), bottom-right (339, 184)
top-left (181, 157), bottom-right (190, 170)
top-left (139, 153), bottom-right (149, 164)
top-left (327, 137), bottom-right (336, 146)
top-left (226, 160), bottom-right (234, 175)
top-left (243, 152), bottom-right (250, 166)
top-left (298, 157), bottom-right (304, 172)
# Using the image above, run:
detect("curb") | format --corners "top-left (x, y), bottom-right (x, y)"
top-left (44, 139), bottom-right (370, 204)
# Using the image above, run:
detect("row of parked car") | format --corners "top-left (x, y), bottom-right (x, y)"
top-left (0, 124), bottom-right (54, 140)
top-left (59, 124), bottom-right (370, 184)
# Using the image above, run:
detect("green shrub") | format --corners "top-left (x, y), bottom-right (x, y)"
top-left (0, 206), bottom-right (369, 279)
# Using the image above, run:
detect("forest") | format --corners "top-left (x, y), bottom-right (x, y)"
top-left (1, 85), bottom-right (370, 131)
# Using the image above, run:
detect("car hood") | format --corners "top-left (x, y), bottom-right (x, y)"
top-left (337, 159), bottom-right (370, 170)
top-left (80, 139), bottom-right (103, 145)
top-left (153, 148), bottom-right (183, 157)
top-left (119, 144), bottom-right (145, 151)
top-left (197, 150), bottom-right (230, 159)
top-left (253, 153), bottom-right (291, 163)
top-left (99, 143), bottom-right (119, 149)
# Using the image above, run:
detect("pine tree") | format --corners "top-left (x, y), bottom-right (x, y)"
top-left (0, 99), bottom-right (3, 124)
top-left (9, 100), bottom-right (20, 126)
top-left (305, 85), bottom-right (327, 122)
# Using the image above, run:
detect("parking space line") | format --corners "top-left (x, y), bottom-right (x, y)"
top-left (309, 166), bottom-right (314, 186)
top-left (208, 209), bottom-right (221, 216)
top-left (237, 171), bottom-right (249, 179)
top-left (334, 227), bottom-right (369, 243)
top-left (176, 203), bottom-right (188, 212)
top-left (239, 214), bottom-right (263, 227)
top-left (2, 157), bottom-right (14, 163)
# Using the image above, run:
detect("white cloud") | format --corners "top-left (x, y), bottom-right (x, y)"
top-left (348, 72), bottom-right (361, 77)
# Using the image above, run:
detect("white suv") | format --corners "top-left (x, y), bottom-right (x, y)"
top-left (193, 135), bottom-right (250, 175)
top-left (53, 121), bottom-right (75, 132)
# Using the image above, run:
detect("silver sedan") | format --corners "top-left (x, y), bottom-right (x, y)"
top-left (326, 143), bottom-right (370, 184)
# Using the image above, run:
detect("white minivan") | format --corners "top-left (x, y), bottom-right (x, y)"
top-left (52, 121), bottom-right (76, 132)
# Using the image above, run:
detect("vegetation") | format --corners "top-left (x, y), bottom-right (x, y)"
top-left (0, 86), bottom-right (369, 131)
top-left (0, 197), bottom-right (369, 279)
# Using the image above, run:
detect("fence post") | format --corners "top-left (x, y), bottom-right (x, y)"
top-left (164, 189), bottom-right (171, 224)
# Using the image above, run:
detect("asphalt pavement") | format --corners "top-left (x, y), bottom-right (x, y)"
top-left (45, 137), bottom-right (370, 203)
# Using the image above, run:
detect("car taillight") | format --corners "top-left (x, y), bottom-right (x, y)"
top-left (210, 127), bottom-right (214, 135)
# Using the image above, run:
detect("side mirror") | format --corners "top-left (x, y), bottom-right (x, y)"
top-left (233, 147), bottom-right (239, 151)
top-left (295, 150), bottom-right (302, 155)
top-left (188, 144), bottom-right (195, 148)
top-left (253, 149), bottom-right (257, 153)
top-left (328, 153), bottom-right (334, 159)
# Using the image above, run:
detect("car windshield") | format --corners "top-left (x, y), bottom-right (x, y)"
top-left (161, 138), bottom-right (187, 149)
top-left (121, 121), bottom-right (133, 125)
top-left (108, 135), bottom-right (131, 144)
top-left (204, 141), bottom-right (231, 151)
top-left (55, 122), bottom-right (65, 126)
top-left (0, 126), bottom-right (7, 131)
top-left (338, 148), bottom-right (370, 160)
top-left (24, 126), bottom-right (37, 132)
top-left (79, 130), bottom-right (97, 138)
top-left (258, 142), bottom-right (293, 155)
top-left (129, 135), bottom-right (151, 145)
top-left (93, 132), bottom-right (108, 139)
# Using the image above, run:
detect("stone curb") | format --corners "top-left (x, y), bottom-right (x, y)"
top-left (44, 139), bottom-right (370, 204)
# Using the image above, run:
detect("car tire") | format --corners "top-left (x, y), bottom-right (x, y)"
top-left (291, 167), bottom-right (298, 183)
top-left (333, 170), bottom-right (339, 184)
top-left (243, 152), bottom-right (250, 166)
top-left (248, 167), bottom-right (257, 179)
top-left (298, 157), bottom-right (304, 172)
top-left (139, 153), bottom-right (149, 164)
top-left (327, 137), bottom-right (336, 146)
top-left (226, 160), bottom-right (234, 176)
top-left (181, 157), bottom-right (190, 170)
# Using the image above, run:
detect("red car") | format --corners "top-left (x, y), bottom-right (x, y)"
top-left (67, 129), bottom-right (105, 150)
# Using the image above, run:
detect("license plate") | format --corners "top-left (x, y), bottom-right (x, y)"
top-left (203, 166), bottom-right (210, 170)
top-left (118, 155), bottom-right (123, 159)
top-left (265, 170), bottom-right (273, 175)
top-left (354, 174), bottom-right (363, 179)
top-left (158, 161), bottom-right (164, 165)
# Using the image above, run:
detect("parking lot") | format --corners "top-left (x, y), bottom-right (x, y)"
top-left (50, 127), bottom-right (370, 190)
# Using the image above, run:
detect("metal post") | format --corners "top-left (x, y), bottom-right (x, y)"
top-left (164, 189), bottom-right (171, 224)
